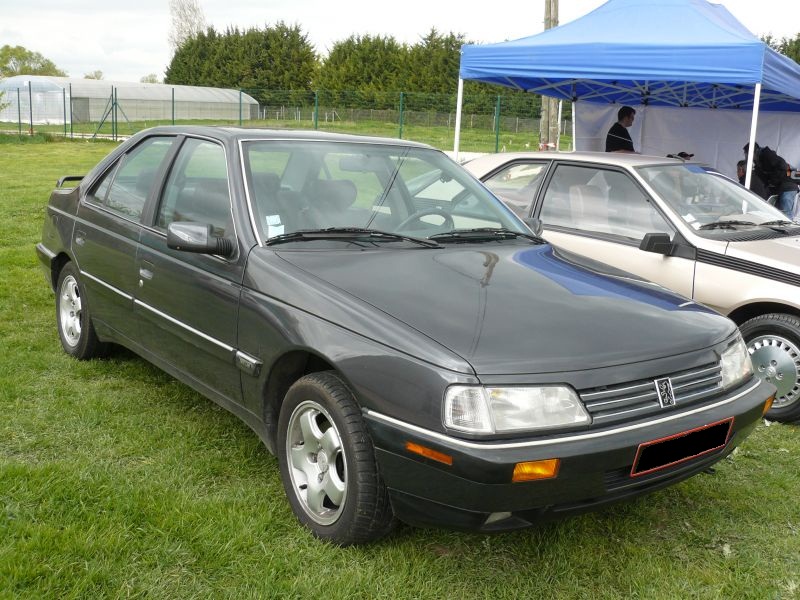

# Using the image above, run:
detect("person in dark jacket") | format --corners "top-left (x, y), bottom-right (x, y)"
top-left (737, 159), bottom-right (770, 200)
top-left (606, 106), bottom-right (636, 153)
top-left (743, 142), bottom-right (798, 216)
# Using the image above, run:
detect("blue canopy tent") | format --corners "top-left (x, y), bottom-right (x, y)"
top-left (454, 0), bottom-right (800, 184)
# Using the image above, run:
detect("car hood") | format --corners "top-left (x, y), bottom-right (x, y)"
top-left (277, 243), bottom-right (735, 375)
top-left (726, 234), bottom-right (800, 274)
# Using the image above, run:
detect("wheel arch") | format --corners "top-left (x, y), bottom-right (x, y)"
top-left (261, 350), bottom-right (343, 453)
top-left (727, 301), bottom-right (800, 326)
top-left (50, 252), bottom-right (73, 292)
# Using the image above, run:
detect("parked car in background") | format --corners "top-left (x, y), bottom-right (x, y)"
top-left (37, 128), bottom-right (773, 544)
top-left (465, 152), bottom-right (800, 422)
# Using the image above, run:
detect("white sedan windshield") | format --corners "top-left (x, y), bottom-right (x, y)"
top-left (637, 164), bottom-right (788, 230)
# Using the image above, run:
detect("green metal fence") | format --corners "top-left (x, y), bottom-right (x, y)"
top-left (0, 86), bottom-right (572, 153)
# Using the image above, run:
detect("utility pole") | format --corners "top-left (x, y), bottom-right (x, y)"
top-left (539, 0), bottom-right (560, 149)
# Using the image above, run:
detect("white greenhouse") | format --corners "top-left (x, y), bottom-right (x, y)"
top-left (0, 76), bottom-right (259, 125)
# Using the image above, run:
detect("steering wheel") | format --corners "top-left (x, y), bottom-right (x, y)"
top-left (396, 208), bottom-right (454, 231)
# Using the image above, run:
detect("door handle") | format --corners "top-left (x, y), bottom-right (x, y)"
top-left (139, 260), bottom-right (154, 283)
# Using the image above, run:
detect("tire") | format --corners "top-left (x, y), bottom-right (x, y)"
top-left (740, 313), bottom-right (800, 422)
top-left (55, 262), bottom-right (108, 360)
top-left (276, 371), bottom-right (395, 545)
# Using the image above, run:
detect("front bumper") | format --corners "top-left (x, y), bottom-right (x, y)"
top-left (364, 377), bottom-right (772, 532)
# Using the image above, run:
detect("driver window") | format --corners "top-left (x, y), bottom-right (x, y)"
top-left (157, 138), bottom-right (232, 237)
top-left (541, 164), bottom-right (672, 240)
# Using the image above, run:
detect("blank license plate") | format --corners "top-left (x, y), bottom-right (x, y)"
top-left (631, 418), bottom-right (733, 477)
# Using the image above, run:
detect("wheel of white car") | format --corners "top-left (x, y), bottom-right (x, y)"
top-left (276, 371), bottom-right (395, 545)
top-left (55, 262), bottom-right (108, 360)
top-left (740, 313), bottom-right (800, 422)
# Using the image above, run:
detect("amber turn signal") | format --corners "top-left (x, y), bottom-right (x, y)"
top-left (405, 441), bottom-right (453, 466)
top-left (512, 458), bottom-right (560, 482)
top-left (763, 394), bottom-right (775, 416)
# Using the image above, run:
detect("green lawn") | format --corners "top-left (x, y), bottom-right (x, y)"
top-left (0, 138), bottom-right (798, 599)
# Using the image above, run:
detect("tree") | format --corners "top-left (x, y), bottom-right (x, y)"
top-left (165, 22), bottom-right (317, 103)
top-left (140, 73), bottom-right (160, 83)
top-left (84, 70), bottom-right (103, 80)
top-left (169, 0), bottom-right (207, 51)
top-left (316, 34), bottom-right (407, 109)
top-left (763, 33), bottom-right (800, 63)
top-left (405, 29), bottom-right (463, 95)
top-left (0, 44), bottom-right (67, 77)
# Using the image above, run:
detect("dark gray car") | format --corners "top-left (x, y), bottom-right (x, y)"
top-left (37, 127), bottom-right (773, 544)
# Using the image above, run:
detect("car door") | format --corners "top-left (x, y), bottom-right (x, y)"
top-left (533, 162), bottom-right (696, 298)
top-left (73, 135), bottom-right (178, 341)
top-left (135, 136), bottom-right (244, 402)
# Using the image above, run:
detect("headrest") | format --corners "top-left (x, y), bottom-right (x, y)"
top-left (252, 171), bottom-right (280, 195)
top-left (307, 179), bottom-right (357, 211)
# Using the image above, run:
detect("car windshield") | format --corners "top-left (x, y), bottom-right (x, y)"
top-left (636, 164), bottom-right (788, 230)
top-left (241, 140), bottom-right (525, 244)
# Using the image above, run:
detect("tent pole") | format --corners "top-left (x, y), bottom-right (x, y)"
top-left (744, 82), bottom-right (761, 189)
top-left (454, 78), bottom-right (464, 161)
top-left (556, 100), bottom-right (563, 151)
top-left (571, 100), bottom-right (577, 150)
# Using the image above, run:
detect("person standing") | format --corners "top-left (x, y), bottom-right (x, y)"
top-left (736, 159), bottom-right (770, 200)
top-left (605, 106), bottom-right (636, 153)
top-left (744, 142), bottom-right (798, 217)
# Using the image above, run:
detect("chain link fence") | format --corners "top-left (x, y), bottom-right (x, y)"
top-left (0, 85), bottom-right (572, 153)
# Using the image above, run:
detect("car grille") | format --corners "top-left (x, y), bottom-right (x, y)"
top-left (579, 361), bottom-right (722, 427)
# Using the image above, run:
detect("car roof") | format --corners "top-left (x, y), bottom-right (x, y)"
top-left (134, 125), bottom-right (435, 149)
top-left (466, 150), bottom-right (687, 169)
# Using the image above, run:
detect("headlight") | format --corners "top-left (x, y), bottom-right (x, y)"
top-left (720, 336), bottom-right (753, 389)
top-left (444, 385), bottom-right (590, 434)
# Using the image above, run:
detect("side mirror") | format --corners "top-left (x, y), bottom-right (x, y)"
top-left (167, 222), bottom-right (234, 257)
top-left (523, 217), bottom-right (544, 237)
top-left (639, 232), bottom-right (673, 255)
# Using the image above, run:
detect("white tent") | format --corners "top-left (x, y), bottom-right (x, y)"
top-left (0, 76), bottom-right (258, 125)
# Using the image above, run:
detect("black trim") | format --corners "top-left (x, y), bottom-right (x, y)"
top-left (696, 249), bottom-right (800, 287)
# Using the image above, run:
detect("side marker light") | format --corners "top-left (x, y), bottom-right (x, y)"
top-left (405, 441), bottom-right (453, 466)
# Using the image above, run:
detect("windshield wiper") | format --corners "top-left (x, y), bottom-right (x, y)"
top-left (698, 220), bottom-right (757, 230)
top-left (429, 227), bottom-right (547, 244)
top-left (264, 227), bottom-right (442, 248)
top-left (759, 219), bottom-right (798, 227)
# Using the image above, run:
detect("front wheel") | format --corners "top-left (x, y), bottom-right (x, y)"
top-left (276, 371), bottom-right (395, 545)
top-left (740, 313), bottom-right (800, 422)
top-left (55, 262), bottom-right (107, 360)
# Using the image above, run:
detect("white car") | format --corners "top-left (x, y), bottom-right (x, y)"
top-left (464, 151), bottom-right (800, 422)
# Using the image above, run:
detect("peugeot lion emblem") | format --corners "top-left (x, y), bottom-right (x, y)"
top-left (654, 377), bottom-right (676, 408)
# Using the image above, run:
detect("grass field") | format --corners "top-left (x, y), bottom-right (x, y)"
top-left (0, 137), bottom-right (798, 599)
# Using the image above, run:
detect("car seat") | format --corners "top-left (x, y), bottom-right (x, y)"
top-left (568, 184), bottom-right (607, 231)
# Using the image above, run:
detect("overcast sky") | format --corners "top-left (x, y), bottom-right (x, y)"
top-left (1, 0), bottom-right (798, 83)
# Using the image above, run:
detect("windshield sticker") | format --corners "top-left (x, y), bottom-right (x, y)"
top-left (266, 214), bottom-right (284, 237)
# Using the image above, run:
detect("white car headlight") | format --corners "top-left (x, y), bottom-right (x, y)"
top-left (720, 336), bottom-right (753, 389)
top-left (444, 385), bottom-right (590, 434)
